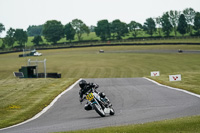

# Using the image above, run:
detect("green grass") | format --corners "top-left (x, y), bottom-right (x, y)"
top-left (0, 45), bottom-right (200, 132)
top-left (150, 71), bottom-right (200, 95)
top-left (30, 45), bottom-right (200, 81)
top-left (57, 115), bottom-right (200, 133)
top-left (0, 78), bottom-right (77, 128)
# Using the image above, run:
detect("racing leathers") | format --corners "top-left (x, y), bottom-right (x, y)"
top-left (79, 82), bottom-right (110, 111)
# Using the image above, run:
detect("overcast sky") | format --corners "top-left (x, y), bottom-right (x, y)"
top-left (0, 0), bottom-right (200, 37)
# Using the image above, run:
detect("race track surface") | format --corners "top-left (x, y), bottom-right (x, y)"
top-left (2, 78), bottom-right (200, 133)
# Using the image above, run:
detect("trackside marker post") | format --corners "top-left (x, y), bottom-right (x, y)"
top-left (169, 74), bottom-right (181, 81)
top-left (151, 71), bottom-right (160, 76)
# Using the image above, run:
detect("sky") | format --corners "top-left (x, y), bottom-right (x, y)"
top-left (0, 0), bottom-right (200, 37)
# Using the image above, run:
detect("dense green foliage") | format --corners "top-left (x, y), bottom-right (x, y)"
top-left (143, 18), bottom-right (156, 37)
top-left (2, 28), bottom-right (15, 48)
top-left (64, 23), bottom-right (76, 42)
top-left (177, 14), bottom-right (188, 36)
top-left (71, 19), bottom-right (89, 41)
top-left (31, 35), bottom-right (43, 45)
top-left (167, 10), bottom-right (180, 36)
top-left (27, 25), bottom-right (43, 36)
top-left (13, 29), bottom-right (28, 47)
top-left (161, 13), bottom-right (173, 37)
top-left (43, 20), bottom-right (64, 44)
top-left (110, 19), bottom-right (128, 39)
top-left (95, 20), bottom-right (111, 41)
top-left (0, 23), bottom-right (5, 37)
top-left (194, 12), bottom-right (200, 35)
top-left (183, 8), bottom-right (196, 35)
top-left (128, 21), bottom-right (142, 38)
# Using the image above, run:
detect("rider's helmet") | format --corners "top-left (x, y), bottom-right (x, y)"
top-left (79, 80), bottom-right (87, 89)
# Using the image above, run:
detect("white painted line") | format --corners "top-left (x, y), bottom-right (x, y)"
top-left (144, 77), bottom-right (200, 98)
top-left (0, 78), bottom-right (82, 131)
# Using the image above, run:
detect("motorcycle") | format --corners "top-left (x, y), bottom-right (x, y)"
top-left (83, 88), bottom-right (115, 117)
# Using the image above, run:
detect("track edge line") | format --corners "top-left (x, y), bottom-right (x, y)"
top-left (143, 77), bottom-right (200, 98)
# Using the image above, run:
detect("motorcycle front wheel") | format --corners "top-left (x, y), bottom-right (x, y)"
top-left (93, 104), bottom-right (105, 117)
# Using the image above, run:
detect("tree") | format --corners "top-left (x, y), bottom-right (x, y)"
top-left (90, 25), bottom-right (95, 32)
top-left (82, 24), bottom-right (90, 36)
top-left (155, 16), bottom-right (162, 36)
top-left (64, 23), bottom-right (75, 42)
top-left (31, 35), bottom-right (43, 46)
top-left (95, 19), bottom-right (111, 41)
top-left (110, 19), bottom-right (128, 40)
top-left (183, 8), bottom-right (196, 35)
top-left (143, 18), bottom-right (156, 37)
top-left (0, 23), bottom-right (5, 37)
top-left (14, 29), bottom-right (28, 47)
top-left (194, 12), bottom-right (200, 35)
top-left (128, 21), bottom-right (142, 38)
top-left (27, 25), bottom-right (43, 36)
top-left (168, 10), bottom-right (180, 36)
top-left (71, 19), bottom-right (89, 41)
top-left (161, 13), bottom-right (173, 37)
top-left (42, 20), bottom-right (64, 44)
top-left (2, 28), bottom-right (15, 48)
top-left (177, 14), bottom-right (188, 36)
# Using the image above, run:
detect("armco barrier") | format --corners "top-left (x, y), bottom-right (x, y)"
top-left (1, 42), bottom-right (200, 55)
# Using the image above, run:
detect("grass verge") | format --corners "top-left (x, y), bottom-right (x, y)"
top-left (57, 115), bottom-right (200, 133)
top-left (0, 78), bottom-right (77, 128)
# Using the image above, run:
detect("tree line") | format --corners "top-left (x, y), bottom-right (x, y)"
top-left (0, 7), bottom-right (200, 49)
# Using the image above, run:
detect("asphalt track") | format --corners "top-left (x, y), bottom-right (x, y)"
top-left (105, 49), bottom-right (200, 54)
top-left (1, 78), bottom-right (200, 133)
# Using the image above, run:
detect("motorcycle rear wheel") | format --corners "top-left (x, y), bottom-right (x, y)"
top-left (110, 107), bottom-right (115, 115)
top-left (93, 104), bottom-right (105, 117)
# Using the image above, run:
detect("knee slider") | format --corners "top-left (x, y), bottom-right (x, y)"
top-left (99, 92), bottom-right (106, 98)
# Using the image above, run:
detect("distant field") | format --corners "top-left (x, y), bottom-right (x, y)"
top-left (0, 32), bottom-right (200, 49)
top-left (1, 45), bottom-right (200, 79)
top-left (0, 45), bottom-right (200, 131)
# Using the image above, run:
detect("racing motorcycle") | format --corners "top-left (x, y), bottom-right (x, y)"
top-left (83, 88), bottom-right (115, 117)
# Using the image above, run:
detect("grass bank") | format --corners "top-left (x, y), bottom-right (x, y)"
top-left (57, 115), bottom-right (200, 133)
top-left (0, 78), bottom-right (77, 128)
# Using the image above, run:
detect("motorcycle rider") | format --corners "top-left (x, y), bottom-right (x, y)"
top-left (79, 79), bottom-right (111, 111)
